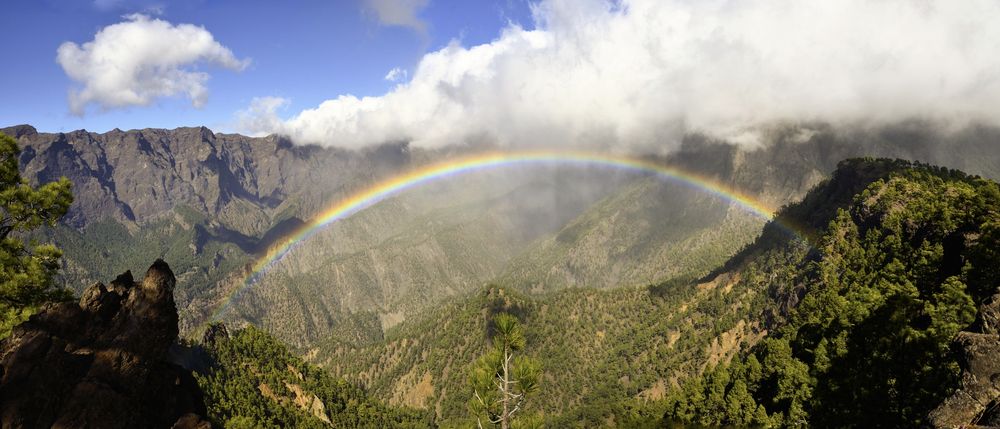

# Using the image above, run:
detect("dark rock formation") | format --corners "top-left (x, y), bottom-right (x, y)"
top-left (927, 290), bottom-right (1000, 429)
top-left (0, 260), bottom-right (210, 429)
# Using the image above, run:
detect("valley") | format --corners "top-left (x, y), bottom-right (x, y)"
top-left (3, 122), bottom-right (1000, 427)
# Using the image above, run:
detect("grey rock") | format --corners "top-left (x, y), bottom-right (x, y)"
top-left (2, 125), bottom-right (409, 236)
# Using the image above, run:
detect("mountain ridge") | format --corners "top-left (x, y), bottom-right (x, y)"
top-left (7, 121), bottom-right (1000, 359)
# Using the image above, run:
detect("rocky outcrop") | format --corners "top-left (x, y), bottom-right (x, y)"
top-left (0, 260), bottom-right (210, 429)
top-left (927, 290), bottom-right (1000, 429)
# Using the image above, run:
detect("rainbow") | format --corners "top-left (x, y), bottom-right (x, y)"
top-left (211, 150), bottom-right (784, 320)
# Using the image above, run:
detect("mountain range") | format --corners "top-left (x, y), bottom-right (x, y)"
top-left (4, 121), bottom-right (1000, 427)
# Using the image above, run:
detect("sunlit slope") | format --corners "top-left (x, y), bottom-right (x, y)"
top-left (497, 177), bottom-right (765, 291)
top-left (214, 168), bottom-right (632, 348)
top-left (313, 158), bottom-right (947, 427)
top-left (193, 325), bottom-right (433, 427)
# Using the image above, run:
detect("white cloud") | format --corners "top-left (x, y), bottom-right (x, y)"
top-left (364, 0), bottom-right (429, 34)
top-left (384, 67), bottom-right (408, 82)
top-left (57, 14), bottom-right (249, 115)
top-left (236, 96), bottom-right (291, 137)
top-left (244, 0), bottom-right (1000, 151)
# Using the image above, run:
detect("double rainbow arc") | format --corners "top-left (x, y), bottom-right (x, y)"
top-left (211, 150), bottom-right (781, 320)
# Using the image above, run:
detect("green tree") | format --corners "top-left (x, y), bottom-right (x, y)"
top-left (469, 312), bottom-right (542, 429)
top-left (0, 132), bottom-right (73, 337)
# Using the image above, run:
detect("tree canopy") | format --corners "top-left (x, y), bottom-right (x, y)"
top-left (195, 325), bottom-right (432, 428)
top-left (0, 131), bottom-right (73, 336)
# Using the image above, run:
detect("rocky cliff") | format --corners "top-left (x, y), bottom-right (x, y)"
top-left (0, 260), bottom-right (209, 429)
top-left (3, 124), bottom-right (410, 234)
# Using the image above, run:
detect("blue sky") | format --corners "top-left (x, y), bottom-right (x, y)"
top-left (0, 0), bottom-right (533, 133)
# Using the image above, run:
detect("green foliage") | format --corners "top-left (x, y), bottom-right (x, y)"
top-left (194, 325), bottom-right (433, 428)
top-left (319, 262), bottom-right (783, 428)
top-left (0, 132), bottom-right (73, 337)
top-left (665, 161), bottom-right (1000, 428)
top-left (469, 312), bottom-right (542, 428)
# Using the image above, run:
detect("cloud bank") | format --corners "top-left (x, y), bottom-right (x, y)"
top-left (57, 14), bottom-right (248, 115)
top-left (244, 0), bottom-right (1000, 150)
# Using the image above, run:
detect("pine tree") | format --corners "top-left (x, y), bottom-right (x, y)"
top-left (0, 132), bottom-right (73, 337)
top-left (469, 312), bottom-right (542, 429)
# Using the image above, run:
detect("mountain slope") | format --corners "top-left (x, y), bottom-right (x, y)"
top-left (664, 161), bottom-right (1000, 427)
top-left (4, 124), bottom-right (416, 328)
top-left (210, 168), bottom-right (632, 347)
top-left (193, 324), bottom-right (432, 428)
top-left (495, 123), bottom-right (1000, 294)
top-left (8, 122), bottom-right (1000, 355)
top-left (233, 124), bottom-right (1000, 352)
top-left (313, 158), bottom-right (999, 427)
top-left (497, 177), bottom-right (764, 291)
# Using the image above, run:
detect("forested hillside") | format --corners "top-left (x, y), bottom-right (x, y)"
top-left (664, 160), bottom-right (1000, 427)
top-left (496, 178), bottom-right (764, 292)
top-left (7, 123), bottom-right (1000, 428)
top-left (193, 325), bottom-right (433, 428)
top-left (315, 158), bottom-right (1000, 427)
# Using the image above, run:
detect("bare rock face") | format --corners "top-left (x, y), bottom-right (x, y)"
top-left (927, 290), bottom-right (1000, 429)
top-left (1, 124), bottom-right (410, 235)
top-left (0, 260), bottom-right (210, 428)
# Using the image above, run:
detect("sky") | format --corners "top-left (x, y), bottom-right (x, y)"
top-left (2, 0), bottom-right (999, 151)
top-left (0, 0), bottom-right (533, 133)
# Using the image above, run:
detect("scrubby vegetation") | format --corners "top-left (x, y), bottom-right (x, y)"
top-left (664, 161), bottom-right (1000, 427)
top-left (315, 262), bottom-right (796, 427)
top-left (194, 325), bottom-right (433, 428)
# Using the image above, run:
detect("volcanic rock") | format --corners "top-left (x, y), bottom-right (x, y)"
top-left (927, 290), bottom-right (1000, 429)
top-left (0, 260), bottom-right (210, 428)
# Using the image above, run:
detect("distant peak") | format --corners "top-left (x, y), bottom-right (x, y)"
top-left (0, 124), bottom-right (38, 139)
